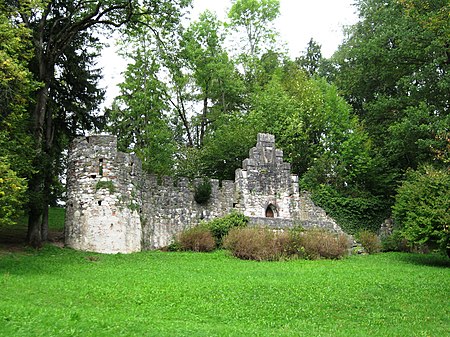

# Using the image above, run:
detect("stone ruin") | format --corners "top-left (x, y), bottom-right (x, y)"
top-left (64, 133), bottom-right (343, 253)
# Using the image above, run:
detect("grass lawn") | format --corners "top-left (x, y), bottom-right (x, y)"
top-left (0, 245), bottom-right (449, 336)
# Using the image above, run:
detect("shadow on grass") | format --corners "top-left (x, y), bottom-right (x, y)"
top-left (395, 252), bottom-right (450, 268)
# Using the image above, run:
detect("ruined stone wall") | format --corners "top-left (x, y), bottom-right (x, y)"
top-left (65, 133), bottom-right (344, 254)
top-left (65, 136), bottom-right (236, 252)
top-left (140, 176), bottom-right (234, 249)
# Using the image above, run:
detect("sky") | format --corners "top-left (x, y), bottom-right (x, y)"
top-left (99, 0), bottom-right (359, 108)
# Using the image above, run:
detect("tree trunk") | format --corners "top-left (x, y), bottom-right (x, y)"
top-left (27, 82), bottom-right (50, 248)
top-left (40, 92), bottom-right (55, 243)
top-left (27, 176), bottom-right (43, 248)
top-left (41, 205), bottom-right (49, 242)
top-left (200, 95), bottom-right (208, 146)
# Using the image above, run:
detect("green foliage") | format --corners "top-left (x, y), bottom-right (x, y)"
top-left (107, 31), bottom-right (176, 175)
top-left (381, 230), bottom-right (412, 253)
top-left (194, 178), bottom-right (212, 204)
top-left (0, 160), bottom-right (27, 226)
top-left (1, 246), bottom-right (449, 336)
top-left (0, 9), bottom-right (37, 205)
top-left (309, 184), bottom-right (389, 234)
top-left (198, 113), bottom-right (260, 180)
top-left (228, 0), bottom-right (281, 61)
top-left (202, 211), bottom-right (249, 247)
top-left (296, 38), bottom-right (323, 76)
top-left (0, 10), bottom-right (38, 121)
top-left (95, 180), bottom-right (116, 194)
top-left (177, 226), bottom-right (216, 252)
top-left (357, 230), bottom-right (381, 254)
top-left (392, 165), bottom-right (450, 256)
top-left (333, 0), bottom-right (449, 178)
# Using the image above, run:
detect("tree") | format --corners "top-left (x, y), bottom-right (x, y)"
top-left (228, 0), bottom-right (280, 58)
top-left (8, 0), bottom-right (192, 247)
top-left (197, 113), bottom-right (261, 180)
top-left (296, 38), bottom-right (323, 77)
top-left (248, 65), bottom-right (386, 232)
top-left (333, 0), bottom-right (449, 175)
top-left (107, 21), bottom-right (176, 175)
top-left (0, 6), bottom-right (37, 225)
top-left (393, 166), bottom-right (450, 257)
top-left (227, 0), bottom-right (281, 79)
top-left (181, 10), bottom-right (245, 146)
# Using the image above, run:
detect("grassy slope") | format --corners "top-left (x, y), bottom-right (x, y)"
top-left (0, 247), bottom-right (449, 337)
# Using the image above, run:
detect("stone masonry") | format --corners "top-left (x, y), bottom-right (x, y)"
top-left (65, 133), bottom-right (343, 253)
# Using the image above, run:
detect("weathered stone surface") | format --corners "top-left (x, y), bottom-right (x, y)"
top-left (65, 133), bottom-right (344, 253)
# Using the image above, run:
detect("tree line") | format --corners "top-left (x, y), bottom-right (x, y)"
top-left (1, 0), bottom-right (448, 254)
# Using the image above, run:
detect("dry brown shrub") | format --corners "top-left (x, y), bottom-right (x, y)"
top-left (223, 227), bottom-right (290, 261)
top-left (178, 226), bottom-right (216, 252)
top-left (298, 229), bottom-right (350, 260)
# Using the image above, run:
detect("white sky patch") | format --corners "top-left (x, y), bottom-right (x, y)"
top-left (98, 0), bottom-right (359, 110)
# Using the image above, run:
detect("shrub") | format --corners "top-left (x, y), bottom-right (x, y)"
top-left (381, 230), bottom-right (430, 254)
top-left (178, 226), bottom-right (216, 252)
top-left (194, 178), bottom-right (212, 204)
top-left (223, 227), bottom-right (349, 261)
top-left (223, 227), bottom-right (290, 261)
top-left (203, 211), bottom-right (248, 247)
top-left (295, 229), bottom-right (350, 260)
top-left (357, 230), bottom-right (381, 254)
top-left (392, 165), bottom-right (450, 257)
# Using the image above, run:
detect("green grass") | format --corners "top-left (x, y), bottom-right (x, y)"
top-left (0, 247), bottom-right (449, 336)
top-left (47, 207), bottom-right (65, 230)
top-left (10, 207), bottom-right (65, 231)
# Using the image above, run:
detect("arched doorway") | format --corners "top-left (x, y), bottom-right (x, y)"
top-left (265, 204), bottom-right (276, 218)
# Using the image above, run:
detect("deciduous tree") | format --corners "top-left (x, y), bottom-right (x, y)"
top-left (8, 0), bottom-right (191, 247)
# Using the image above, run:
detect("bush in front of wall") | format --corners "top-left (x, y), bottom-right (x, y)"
top-left (357, 230), bottom-right (382, 254)
top-left (203, 211), bottom-right (249, 247)
top-left (178, 226), bottom-right (216, 252)
top-left (291, 228), bottom-right (350, 260)
top-left (223, 227), bottom-right (350, 261)
top-left (223, 227), bottom-right (290, 261)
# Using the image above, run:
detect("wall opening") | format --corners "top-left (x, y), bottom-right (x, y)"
top-left (265, 204), bottom-right (276, 218)
top-left (99, 158), bottom-right (104, 176)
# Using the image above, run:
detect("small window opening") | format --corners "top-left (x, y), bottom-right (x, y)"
top-left (90, 174), bottom-right (97, 179)
top-left (98, 200), bottom-right (102, 206)
top-left (99, 158), bottom-right (104, 177)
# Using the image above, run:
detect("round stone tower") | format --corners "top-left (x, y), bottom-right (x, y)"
top-left (64, 135), bottom-right (142, 253)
